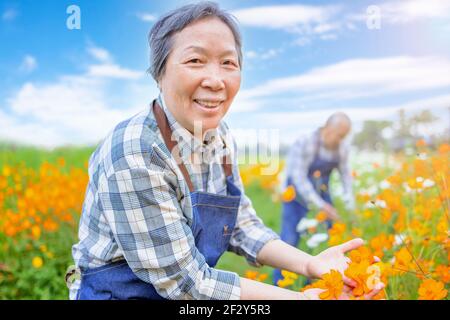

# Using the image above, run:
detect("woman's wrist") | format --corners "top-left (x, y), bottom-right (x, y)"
top-left (298, 254), bottom-right (314, 278)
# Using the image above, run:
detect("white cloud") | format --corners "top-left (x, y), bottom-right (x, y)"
top-left (232, 4), bottom-right (342, 44)
top-left (245, 48), bottom-right (282, 60)
top-left (233, 5), bottom-right (339, 30)
top-left (87, 46), bottom-right (112, 63)
top-left (87, 64), bottom-right (144, 79)
top-left (136, 12), bottom-right (157, 22)
top-left (239, 56), bottom-right (450, 101)
top-left (3, 47), bottom-right (158, 148)
top-left (379, 0), bottom-right (450, 24)
top-left (85, 45), bottom-right (142, 79)
top-left (19, 55), bottom-right (37, 73)
top-left (233, 1), bottom-right (450, 45)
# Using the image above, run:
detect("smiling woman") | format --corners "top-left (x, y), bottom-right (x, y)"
top-left (157, 16), bottom-right (241, 134)
top-left (68, 1), bottom-right (383, 301)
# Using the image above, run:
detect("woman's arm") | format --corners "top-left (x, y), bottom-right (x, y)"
top-left (240, 276), bottom-right (306, 300)
top-left (256, 238), bottom-right (365, 282)
top-left (255, 239), bottom-right (312, 277)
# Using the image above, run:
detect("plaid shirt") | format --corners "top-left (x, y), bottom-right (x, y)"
top-left (71, 95), bottom-right (279, 300)
top-left (285, 131), bottom-right (354, 209)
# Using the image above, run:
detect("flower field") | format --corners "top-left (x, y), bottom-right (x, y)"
top-left (0, 142), bottom-right (448, 299)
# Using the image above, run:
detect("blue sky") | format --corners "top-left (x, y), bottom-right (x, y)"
top-left (1, 0), bottom-right (450, 147)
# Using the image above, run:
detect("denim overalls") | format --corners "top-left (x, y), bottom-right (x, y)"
top-left (76, 101), bottom-right (242, 300)
top-left (273, 130), bottom-right (339, 285)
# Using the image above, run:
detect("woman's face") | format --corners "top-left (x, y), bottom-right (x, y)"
top-left (159, 17), bottom-right (241, 135)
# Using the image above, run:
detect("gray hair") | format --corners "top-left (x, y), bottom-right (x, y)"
top-left (325, 112), bottom-right (352, 128)
top-left (147, 1), bottom-right (243, 82)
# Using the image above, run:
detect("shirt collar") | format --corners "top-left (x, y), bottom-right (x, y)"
top-left (157, 93), bottom-right (225, 158)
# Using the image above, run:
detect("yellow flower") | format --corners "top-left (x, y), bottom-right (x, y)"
top-left (2, 165), bottom-right (12, 177)
top-left (32, 256), bottom-right (43, 269)
top-left (281, 270), bottom-right (298, 280)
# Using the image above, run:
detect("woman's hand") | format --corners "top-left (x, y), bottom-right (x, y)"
top-left (305, 238), bottom-right (364, 286)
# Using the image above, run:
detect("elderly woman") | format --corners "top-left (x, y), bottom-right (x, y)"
top-left (68, 2), bottom-right (384, 300)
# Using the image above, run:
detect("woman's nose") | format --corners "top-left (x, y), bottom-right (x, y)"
top-left (200, 67), bottom-right (226, 91)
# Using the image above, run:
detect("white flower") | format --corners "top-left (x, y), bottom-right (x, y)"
top-left (405, 147), bottom-right (414, 156)
top-left (360, 185), bottom-right (378, 196)
top-left (394, 234), bottom-right (406, 246)
top-left (423, 179), bottom-right (435, 188)
top-left (375, 199), bottom-right (387, 208)
top-left (417, 153), bottom-right (428, 160)
top-left (306, 233), bottom-right (329, 248)
top-left (379, 180), bottom-right (391, 189)
top-left (416, 176), bottom-right (424, 183)
top-left (365, 201), bottom-right (376, 209)
top-left (403, 182), bottom-right (412, 193)
top-left (296, 218), bottom-right (319, 232)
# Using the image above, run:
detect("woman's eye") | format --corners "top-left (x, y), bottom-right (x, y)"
top-left (188, 58), bottom-right (201, 64)
top-left (223, 60), bottom-right (238, 67)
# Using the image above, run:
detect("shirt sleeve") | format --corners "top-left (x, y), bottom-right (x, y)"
top-left (337, 141), bottom-right (355, 210)
top-left (289, 136), bottom-right (326, 209)
top-left (226, 136), bottom-right (280, 267)
top-left (98, 147), bottom-right (241, 300)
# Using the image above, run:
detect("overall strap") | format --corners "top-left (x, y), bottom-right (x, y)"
top-left (314, 129), bottom-right (322, 160)
top-left (152, 101), bottom-right (233, 193)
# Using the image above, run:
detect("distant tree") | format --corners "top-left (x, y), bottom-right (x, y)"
top-left (410, 110), bottom-right (437, 137)
top-left (353, 120), bottom-right (392, 150)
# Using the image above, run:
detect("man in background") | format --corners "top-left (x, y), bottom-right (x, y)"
top-left (273, 112), bottom-right (355, 286)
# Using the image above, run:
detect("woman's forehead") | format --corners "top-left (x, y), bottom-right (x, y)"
top-left (172, 18), bottom-right (237, 51)
top-left (181, 45), bottom-right (237, 57)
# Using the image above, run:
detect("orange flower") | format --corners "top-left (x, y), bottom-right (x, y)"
top-left (257, 273), bottom-right (268, 282)
top-left (244, 270), bottom-right (269, 282)
top-left (312, 270), bottom-right (344, 300)
top-left (370, 233), bottom-right (393, 259)
top-left (393, 247), bottom-right (413, 274)
top-left (434, 265), bottom-right (450, 284)
top-left (328, 222), bottom-right (346, 236)
top-left (415, 139), bottom-right (426, 148)
top-left (348, 246), bottom-right (375, 264)
top-left (438, 143), bottom-right (450, 154)
top-left (418, 279), bottom-right (447, 300)
top-left (315, 211), bottom-right (328, 223)
top-left (281, 185), bottom-right (296, 202)
top-left (244, 270), bottom-right (258, 280)
top-left (344, 260), bottom-right (372, 297)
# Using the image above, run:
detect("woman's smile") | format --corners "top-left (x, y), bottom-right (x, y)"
top-left (193, 99), bottom-right (224, 113)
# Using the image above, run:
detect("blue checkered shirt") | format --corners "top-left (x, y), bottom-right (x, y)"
top-left (71, 95), bottom-right (279, 300)
top-left (285, 131), bottom-right (354, 209)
